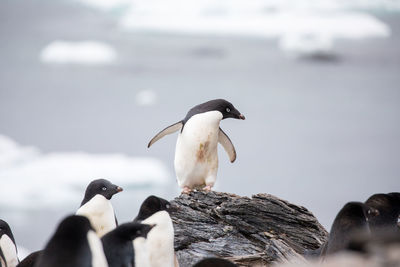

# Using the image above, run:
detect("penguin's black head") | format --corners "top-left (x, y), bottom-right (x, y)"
top-left (134, 195), bottom-right (171, 222)
top-left (366, 192), bottom-right (400, 230)
top-left (193, 257), bottom-right (238, 267)
top-left (81, 179), bottom-right (123, 206)
top-left (185, 99), bottom-right (245, 122)
top-left (0, 219), bottom-right (16, 244)
top-left (111, 222), bottom-right (156, 241)
top-left (54, 215), bottom-right (93, 237)
top-left (331, 202), bottom-right (379, 234)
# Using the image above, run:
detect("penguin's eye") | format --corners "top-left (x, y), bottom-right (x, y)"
top-left (137, 230), bottom-right (142, 235)
top-left (102, 187), bottom-right (107, 191)
top-left (166, 204), bottom-right (170, 209)
top-left (226, 107), bottom-right (231, 112)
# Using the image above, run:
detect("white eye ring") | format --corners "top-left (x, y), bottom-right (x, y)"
top-left (226, 107), bottom-right (231, 112)
top-left (102, 187), bottom-right (107, 191)
top-left (166, 204), bottom-right (170, 209)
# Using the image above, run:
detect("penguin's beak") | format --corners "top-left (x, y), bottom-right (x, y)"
top-left (239, 114), bottom-right (245, 120)
top-left (116, 186), bottom-right (123, 193)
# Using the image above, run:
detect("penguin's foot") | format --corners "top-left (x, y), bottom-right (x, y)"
top-left (202, 185), bottom-right (212, 192)
top-left (182, 187), bottom-right (192, 194)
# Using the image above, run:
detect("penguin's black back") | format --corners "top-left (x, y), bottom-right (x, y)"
top-left (326, 202), bottom-right (373, 255)
top-left (34, 215), bottom-right (92, 267)
top-left (366, 192), bottom-right (400, 234)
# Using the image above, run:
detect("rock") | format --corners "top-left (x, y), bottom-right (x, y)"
top-left (169, 191), bottom-right (328, 267)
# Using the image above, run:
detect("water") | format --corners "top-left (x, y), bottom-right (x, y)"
top-left (0, 0), bottom-right (400, 256)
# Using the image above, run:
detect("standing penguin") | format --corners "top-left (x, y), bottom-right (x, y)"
top-left (325, 202), bottom-right (379, 255)
top-left (76, 179), bottom-right (123, 237)
top-left (148, 99), bottom-right (245, 193)
top-left (101, 222), bottom-right (154, 267)
top-left (34, 215), bottom-right (108, 267)
top-left (365, 192), bottom-right (400, 234)
top-left (0, 220), bottom-right (19, 267)
top-left (133, 196), bottom-right (177, 267)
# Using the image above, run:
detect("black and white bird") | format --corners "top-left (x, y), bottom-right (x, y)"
top-left (76, 179), bottom-right (123, 237)
top-left (133, 196), bottom-right (177, 267)
top-left (34, 215), bottom-right (108, 267)
top-left (101, 222), bottom-right (154, 267)
top-left (148, 99), bottom-right (245, 193)
top-left (0, 219), bottom-right (19, 267)
top-left (325, 202), bottom-right (379, 255)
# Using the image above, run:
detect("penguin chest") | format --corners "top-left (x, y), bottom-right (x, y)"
top-left (174, 111), bottom-right (222, 186)
top-left (76, 195), bottom-right (116, 237)
top-left (87, 230), bottom-right (108, 267)
top-left (133, 237), bottom-right (150, 267)
top-left (0, 235), bottom-right (18, 267)
top-left (142, 211), bottom-right (175, 267)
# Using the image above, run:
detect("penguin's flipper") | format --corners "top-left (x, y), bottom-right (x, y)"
top-left (218, 127), bottom-right (237, 163)
top-left (148, 121), bottom-right (183, 148)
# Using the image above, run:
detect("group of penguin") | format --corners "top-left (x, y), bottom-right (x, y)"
top-left (0, 178), bottom-right (236, 267)
top-left (1, 99), bottom-right (399, 267)
top-left (311, 192), bottom-right (400, 259)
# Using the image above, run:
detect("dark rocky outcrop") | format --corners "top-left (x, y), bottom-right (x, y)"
top-left (169, 191), bottom-right (328, 266)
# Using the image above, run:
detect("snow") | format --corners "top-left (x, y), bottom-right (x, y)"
top-left (40, 41), bottom-right (117, 65)
top-left (0, 135), bottom-right (171, 208)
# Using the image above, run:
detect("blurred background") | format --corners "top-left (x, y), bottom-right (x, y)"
top-left (1, 0), bottom-right (399, 257)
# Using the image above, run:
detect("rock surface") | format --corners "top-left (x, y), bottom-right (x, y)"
top-left (169, 191), bottom-right (328, 267)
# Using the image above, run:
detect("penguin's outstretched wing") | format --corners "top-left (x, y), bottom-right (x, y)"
top-left (148, 121), bottom-right (183, 148)
top-left (218, 128), bottom-right (237, 163)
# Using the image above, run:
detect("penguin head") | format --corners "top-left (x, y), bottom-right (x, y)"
top-left (185, 99), bottom-right (245, 122)
top-left (331, 202), bottom-right (378, 234)
top-left (81, 179), bottom-right (123, 206)
top-left (134, 195), bottom-right (172, 221)
top-left (111, 222), bottom-right (156, 241)
top-left (53, 215), bottom-right (93, 238)
top-left (0, 219), bottom-right (16, 244)
top-left (366, 192), bottom-right (400, 229)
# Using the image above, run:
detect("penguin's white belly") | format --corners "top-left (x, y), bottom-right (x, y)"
top-left (142, 211), bottom-right (175, 267)
top-left (0, 235), bottom-right (18, 267)
top-left (174, 111), bottom-right (222, 188)
top-left (76, 195), bottom-right (116, 237)
top-left (87, 230), bottom-right (109, 267)
top-left (133, 237), bottom-right (150, 267)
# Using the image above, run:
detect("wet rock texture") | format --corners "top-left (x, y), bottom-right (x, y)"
top-left (169, 191), bottom-right (328, 267)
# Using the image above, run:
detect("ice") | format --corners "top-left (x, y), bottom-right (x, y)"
top-left (0, 135), bottom-right (171, 208)
top-left (114, 0), bottom-right (392, 57)
top-left (40, 41), bottom-right (117, 65)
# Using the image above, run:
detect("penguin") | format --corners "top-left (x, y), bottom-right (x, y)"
top-left (101, 222), bottom-right (154, 267)
top-left (34, 215), bottom-right (108, 267)
top-left (17, 251), bottom-right (41, 267)
top-left (325, 202), bottom-right (379, 255)
top-left (0, 219), bottom-right (19, 267)
top-left (192, 258), bottom-right (238, 267)
top-left (76, 179), bottom-right (123, 237)
top-left (365, 192), bottom-right (400, 234)
top-left (148, 99), bottom-right (245, 193)
top-left (133, 196), bottom-right (177, 267)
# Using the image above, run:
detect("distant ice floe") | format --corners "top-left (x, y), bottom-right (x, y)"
top-left (135, 89), bottom-right (158, 107)
top-left (79, 0), bottom-right (392, 58)
top-left (0, 135), bottom-right (170, 208)
top-left (40, 41), bottom-right (117, 65)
